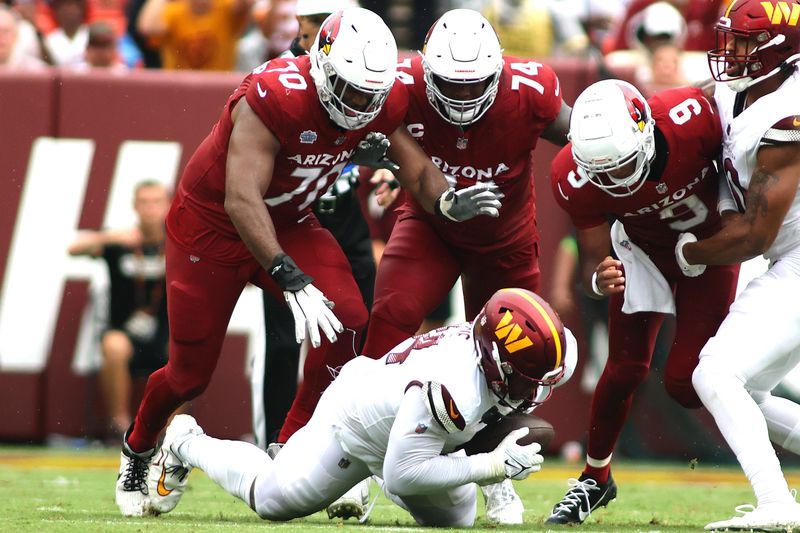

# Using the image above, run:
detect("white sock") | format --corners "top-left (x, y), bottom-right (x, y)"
top-left (694, 361), bottom-right (793, 506)
top-left (176, 434), bottom-right (272, 506)
top-left (752, 391), bottom-right (800, 454)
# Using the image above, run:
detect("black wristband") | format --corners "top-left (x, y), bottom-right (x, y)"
top-left (269, 254), bottom-right (313, 291)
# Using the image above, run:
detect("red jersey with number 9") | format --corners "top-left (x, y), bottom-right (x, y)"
top-left (395, 55), bottom-right (562, 253)
top-left (550, 87), bottom-right (723, 262)
top-left (168, 54), bottom-right (407, 264)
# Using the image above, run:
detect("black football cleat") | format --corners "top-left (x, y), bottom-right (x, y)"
top-left (545, 472), bottom-right (617, 525)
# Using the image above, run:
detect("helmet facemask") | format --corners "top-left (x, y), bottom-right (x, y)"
top-left (423, 61), bottom-right (502, 126)
top-left (572, 119), bottom-right (655, 198)
top-left (316, 61), bottom-right (391, 130)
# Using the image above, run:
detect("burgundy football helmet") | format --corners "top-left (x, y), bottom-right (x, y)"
top-left (708, 0), bottom-right (800, 92)
top-left (473, 288), bottom-right (567, 411)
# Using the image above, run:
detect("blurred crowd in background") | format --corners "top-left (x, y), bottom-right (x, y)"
top-left (0, 0), bottom-right (729, 94)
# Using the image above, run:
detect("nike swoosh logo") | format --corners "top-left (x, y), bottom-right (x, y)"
top-left (557, 182), bottom-right (569, 201)
top-left (578, 508), bottom-right (590, 521)
top-left (448, 399), bottom-right (460, 419)
top-left (257, 82), bottom-right (267, 98)
top-left (794, 117), bottom-right (800, 127)
top-left (156, 467), bottom-right (173, 496)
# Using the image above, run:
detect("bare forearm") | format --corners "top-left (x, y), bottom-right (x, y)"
top-left (683, 215), bottom-right (764, 265)
top-left (397, 165), bottom-right (448, 214)
top-left (225, 196), bottom-right (283, 269)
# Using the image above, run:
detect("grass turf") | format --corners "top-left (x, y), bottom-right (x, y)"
top-left (1, 445), bottom-right (796, 532)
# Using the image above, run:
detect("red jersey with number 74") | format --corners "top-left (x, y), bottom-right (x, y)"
top-left (168, 54), bottom-right (407, 265)
top-left (550, 87), bottom-right (723, 261)
top-left (395, 55), bottom-right (562, 254)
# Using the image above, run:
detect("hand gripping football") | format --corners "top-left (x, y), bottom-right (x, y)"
top-left (459, 412), bottom-right (555, 456)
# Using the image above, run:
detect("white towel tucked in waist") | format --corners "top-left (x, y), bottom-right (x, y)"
top-left (610, 220), bottom-right (675, 315)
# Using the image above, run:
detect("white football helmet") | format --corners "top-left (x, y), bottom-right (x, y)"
top-left (569, 79), bottom-right (656, 197)
top-left (310, 8), bottom-right (397, 130)
top-left (422, 9), bottom-right (503, 126)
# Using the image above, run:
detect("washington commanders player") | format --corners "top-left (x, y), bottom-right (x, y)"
top-left (115, 8), bottom-right (502, 517)
top-left (143, 288), bottom-right (577, 526)
top-left (361, 9), bottom-right (572, 523)
top-left (546, 79), bottom-right (740, 525)
top-left (674, 0), bottom-right (800, 529)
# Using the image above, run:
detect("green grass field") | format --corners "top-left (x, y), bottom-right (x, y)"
top-left (1, 445), bottom-right (795, 532)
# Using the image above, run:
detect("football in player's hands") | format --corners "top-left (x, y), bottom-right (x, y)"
top-left (458, 412), bottom-right (555, 456)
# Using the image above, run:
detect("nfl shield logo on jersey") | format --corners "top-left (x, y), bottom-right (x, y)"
top-left (300, 130), bottom-right (318, 144)
top-left (656, 182), bottom-right (668, 194)
top-left (456, 137), bottom-right (468, 150)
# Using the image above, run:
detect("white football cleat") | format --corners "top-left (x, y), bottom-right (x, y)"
top-left (482, 479), bottom-right (524, 525)
top-left (327, 478), bottom-right (370, 520)
top-left (147, 414), bottom-right (204, 515)
top-left (116, 430), bottom-right (154, 517)
top-left (705, 501), bottom-right (800, 531)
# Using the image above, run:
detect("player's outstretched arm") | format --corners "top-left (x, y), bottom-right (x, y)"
top-left (225, 98), bottom-right (284, 269)
top-left (681, 142), bottom-right (800, 267)
top-left (383, 387), bottom-right (501, 496)
top-left (226, 99), bottom-right (342, 347)
top-left (386, 126), bottom-right (503, 221)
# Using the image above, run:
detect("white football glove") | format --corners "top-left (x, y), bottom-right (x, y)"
top-left (269, 254), bottom-right (344, 348)
top-left (675, 232), bottom-right (707, 278)
top-left (487, 427), bottom-right (544, 481)
top-left (435, 181), bottom-right (503, 221)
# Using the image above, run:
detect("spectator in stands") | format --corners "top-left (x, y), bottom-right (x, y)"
top-left (68, 181), bottom-right (170, 439)
top-left (604, 2), bottom-right (708, 85)
top-left (44, 0), bottom-right (89, 67)
top-left (73, 19), bottom-right (127, 70)
top-left (235, 0), bottom-right (297, 70)
top-left (639, 42), bottom-right (686, 96)
top-left (605, 0), bottom-right (727, 54)
top-left (126, 0), bottom-right (160, 68)
top-left (0, 3), bottom-right (46, 68)
top-left (137, 0), bottom-right (250, 71)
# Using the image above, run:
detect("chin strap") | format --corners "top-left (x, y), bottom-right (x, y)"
top-left (732, 53), bottom-right (800, 93)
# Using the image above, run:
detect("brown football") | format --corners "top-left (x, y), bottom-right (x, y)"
top-left (459, 412), bottom-right (555, 456)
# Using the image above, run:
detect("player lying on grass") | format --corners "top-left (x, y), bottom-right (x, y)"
top-left (144, 288), bottom-right (576, 526)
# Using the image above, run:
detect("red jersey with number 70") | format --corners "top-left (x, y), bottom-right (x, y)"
top-left (167, 54), bottom-right (408, 265)
top-left (395, 55), bottom-right (562, 254)
top-left (550, 87), bottom-right (723, 261)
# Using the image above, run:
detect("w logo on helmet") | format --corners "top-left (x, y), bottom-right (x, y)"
top-left (760, 2), bottom-right (800, 26)
top-left (319, 12), bottom-right (344, 55)
top-left (494, 311), bottom-right (534, 353)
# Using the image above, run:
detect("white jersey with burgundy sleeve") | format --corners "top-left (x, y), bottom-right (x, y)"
top-left (324, 324), bottom-right (498, 475)
top-left (715, 70), bottom-right (800, 261)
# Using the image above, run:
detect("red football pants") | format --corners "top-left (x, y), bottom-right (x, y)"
top-left (362, 216), bottom-right (540, 358)
top-left (586, 262), bottom-right (739, 462)
top-left (127, 219), bottom-right (367, 453)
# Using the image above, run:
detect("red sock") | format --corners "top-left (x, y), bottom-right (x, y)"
top-left (127, 368), bottom-right (183, 454)
top-left (583, 464), bottom-right (611, 484)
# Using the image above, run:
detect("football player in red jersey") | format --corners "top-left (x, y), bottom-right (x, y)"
top-left (545, 79), bottom-right (740, 525)
top-left (360, 9), bottom-right (572, 524)
top-left (114, 7), bottom-right (503, 517)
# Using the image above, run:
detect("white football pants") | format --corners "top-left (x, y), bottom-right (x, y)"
top-left (693, 248), bottom-right (800, 506)
top-left (179, 409), bottom-right (476, 525)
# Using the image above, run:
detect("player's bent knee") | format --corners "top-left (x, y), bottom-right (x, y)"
top-left (605, 361), bottom-right (649, 392)
top-left (371, 296), bottom-right (425, 335)
top-left (692, 356), bottom-right (736, 402)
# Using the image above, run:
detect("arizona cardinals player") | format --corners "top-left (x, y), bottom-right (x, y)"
top-left (115, 7), bottom-right (502, 517)
top-left (674, 0), bottom-right (800, 529)
top-left (143, 288), bottom-right (577, 526)
top-left (360, 9), bottom-right (572, 523)
top-left (546, 79), bottom-right (740, 525)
